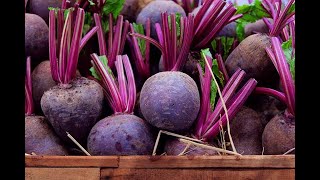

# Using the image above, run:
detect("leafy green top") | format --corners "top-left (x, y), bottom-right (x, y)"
top-left (90, 55), bottom-right (114, 80)
top-left (234, 0), bottom-right (270, 41)
top-left (282, 38), bottom-right (295, 81)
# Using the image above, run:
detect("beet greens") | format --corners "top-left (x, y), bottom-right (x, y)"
top-left (91, 53), bottom-right (136, 113)
top-left (195, 50), bottom-right (257, 141)
top-left (25, 56), bottom-right (34, 116)
top-left (131, 13), bottom-right (194, 71)
top-left (49, 7), bottom-right (98, 84)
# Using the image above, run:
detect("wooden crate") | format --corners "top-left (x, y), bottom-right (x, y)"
top-left (25, 155), bottom-right (294, 180)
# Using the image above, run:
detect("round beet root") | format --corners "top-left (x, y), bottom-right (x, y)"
top-left (121, 0), bottom-right (153, 22)
top-left (228, 107), bottom-right (263, 155)
top-left (25, 13), bottom-right (49, 65)
top-left (225, 33), bottom-right (278, 86)
top-left (262, 113), bottom-right (295, 155)
top-left (140, 71), bottom-right (200, 132)
top-left (87, 114), bottom-right (155, 155)
top-left (32, 60), bottom-right (82, 114)
top-left (32, 61), bottom-right (56, 114)
top-left (136, 1), bottom-right (186, 40)
top-left (41, 77), bottom-right (104, 145)
top-left (244, 19), bottom-right (271, 37)
top-left (28, 0), bottom-right (76, 24)
top-left (25, 115), bottom-right (68, 155)
top-left (164, 138), bottom-right (218, 155)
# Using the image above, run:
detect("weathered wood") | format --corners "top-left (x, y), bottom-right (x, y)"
top-left (118, 155), bottom-right (295, 169)
top-left (100, 168), bottom-right (295, 180)
top-left (25, 168), bottom-right (100, 180)
top-left (25, 156), bottom-right (119, 167)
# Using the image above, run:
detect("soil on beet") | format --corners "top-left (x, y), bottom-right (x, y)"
top-left (262, 113), bottom-right (295, 155)
top-left (25, 115), bottom-right (68, 155)
top-left (41, 77), bottom-right (105, 146)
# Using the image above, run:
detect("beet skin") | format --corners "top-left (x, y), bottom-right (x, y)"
top-left (87, 114), bottom-right (155, 155)
top-left (41, 77), bottom-right (104, 145)
top-left (140, 71), bottom-right (200, 132)
top-left (25, 115), bottom-right (68, 155)
top-left (164, 138), bottom-right (218, 155)
top-left (262, 113), bottom-right (295, 155)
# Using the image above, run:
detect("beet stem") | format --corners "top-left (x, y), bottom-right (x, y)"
top-left (122, 55), bottom-right (136, 113)
top-left (25, 57), bottom-right (34, 115)
top-left (94, 13), bottom-right (108, 56)
top-left (115, 56), bottom-right (128, 110)
top-left (254, 87), bottom-right (287, 105)
top-left (79, 26), bottom-right (98, 51)
top-left (215, 53), bottom-right (229, 82)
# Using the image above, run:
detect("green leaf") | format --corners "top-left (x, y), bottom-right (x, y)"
top-left (211, 37), bottom-right (235, 60)
top-left (281, 38), bottom-right (295, 81)
top-left (88, 0), bottom-right (95, 6)
top-left (287, 3), bottom-right (295, 15)
top-left (167, 13), bottom-right (182, 40)
top-left (133, 23), bottom-right (146, 57)
top-left (90, 55), bottom-right (113, 80)
top-left (48, 7), bottom-right (60, 11)
top-left (200, 49), bottom-right (225, 109)
top-left (102, 0), bottom-right (125, 19)
top-left (210, 79), bottom-right (218, 109)
top-left (235, 0), bottom-right (270, 41)
top-left (83, 12), bottom-right (93, 35)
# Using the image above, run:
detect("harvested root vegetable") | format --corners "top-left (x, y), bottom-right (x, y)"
top-left (25, 13), bottom-right (49, 66)
top-left (136, 0), bottom-right (186, 40)
top-left (25, 57), bottom-right (68, 155)
top-left (225, 0), bottom-right (295, 86)
top-left (120, 0), bottom-right (153, 22)
top-left (228, 106), bottom-right (263, 155)
top-left (163, 50), bottom-right (257, 155)
top-left (41, 8), bottom-right (104, 145)
top-left (32, 61), bottom-right (81, 114)
top-left (258, 37), bottom-right (295, 154)
top-left (28, 0), bottom-right (75, 24)
top-left (87, 54), bottom-right (155, 155)
top-left (132, 13), bottom-right (200, 132)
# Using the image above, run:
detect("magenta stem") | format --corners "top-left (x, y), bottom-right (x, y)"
top-left (254, 87), bottom-right (287, 105)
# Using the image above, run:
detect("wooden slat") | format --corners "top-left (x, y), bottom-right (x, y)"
top-left (118, 155), bottom-right (295, 169)
top-left (100, 168), bottom-right (295, 180)
top-left (25, 168), bottom-right (100, 180)
top-left (25, 156), bottom-right (119, 167)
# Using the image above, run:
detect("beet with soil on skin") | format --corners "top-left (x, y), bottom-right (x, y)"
top-left (228, 106), bottom-right (263, 155)
top-left (88, 114), bottom-right (155, 155)
top-left (25, 115), bottom-right (68, 155)
top-left (136, 0), bottom-right (186, 40)
top-left (262, 113), bottom-right (295, 154)
top-left (25, 13), bottom-right (49, 66)
top-left (41, 77), bottom-right (104, 144)
top-left (25, 57), bottom-right (68, 156)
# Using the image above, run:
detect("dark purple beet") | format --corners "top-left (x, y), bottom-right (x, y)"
top-left (225, 33), bottom-right (279, 87)
top-left (121, 0), bottom-right (153, 22)
top-left (262, 113), bottom-right (295, 155)
top-left (25, 115), bottom-right (68, 155)
top-left (164, 138), bottom-right (219, 155)
top-left (25, 13), bottom-right (49, 66)
top-left (136, 0), bottom-right (186, 40)
top-left (41, 77), bottom-right (105, 145)
top-left (87, 114), bottom-right (155, 155)
top-left (228, 106), bottom-right (263, 155)
top-left (28, 0), bottom-right (76, 24)
top-left (140, 71), bottom-right (200, 132)
top-left (32, 60), bottom-right (82, 114)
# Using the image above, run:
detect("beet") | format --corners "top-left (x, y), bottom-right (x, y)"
top-left (121, 0), bottom-right (153, 22)
top-left (262, 113), bottom-right (295, 155)
top-left (164, 138), bottom-right (218, 155)
top-left (28, 0), bottom-right (76, 24)
top-left (41, 77), bottom-right (105, 145)
top-left (225, 33), bottom-right (278, 86)
top-left (87, 114), bottom-right (155, 155)
top-left (136, 0), bottom-right (186, 40)
top-left (228, 106), bottom-right (263, 155)
top-left (25, 115), bottom-right (68, 155)
top-left (32, 60), bottom-right (81, 114)
top-left (140, 71), bottom-right (200, 132)
top-left (244, 19), bottom-right (271, 37)
top-left (25, 13), bottom-right (49, 66)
